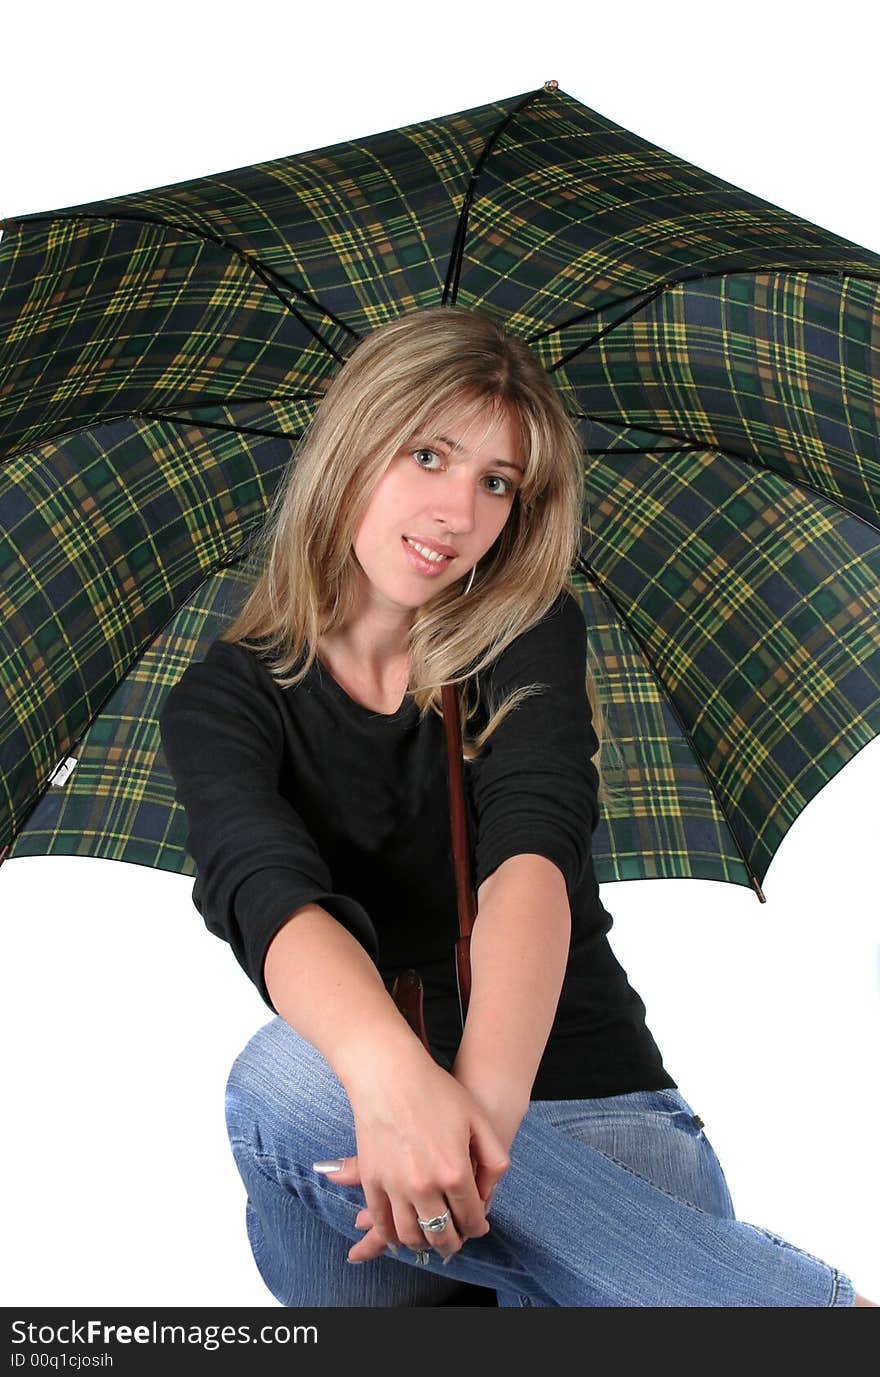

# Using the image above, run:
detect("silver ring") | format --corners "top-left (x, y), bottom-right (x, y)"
top-left (413, 1249), bottom-right (431, 1266)
top-left (417, 1210), bottom-right (450, 1234)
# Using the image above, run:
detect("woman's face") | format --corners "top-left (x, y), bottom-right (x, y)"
top-left (351, 396), bottom-right (525, 614)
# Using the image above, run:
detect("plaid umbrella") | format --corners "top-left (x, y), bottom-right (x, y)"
top-left (2, 79), bottom-right (879, 911)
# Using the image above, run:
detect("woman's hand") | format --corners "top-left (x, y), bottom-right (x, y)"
top-left (315, 1046), bottom-right (510, 1265)
top-left (450, 1071), bottom-right (529, 1205)
top-left (325, 1065), bottom-right (528, 1264)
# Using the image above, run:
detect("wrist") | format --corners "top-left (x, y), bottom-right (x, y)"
top-left (454, 1072), bottom-right (528, 1157)
top-left (452, 1036), bottom-right (529, 1098)
top-left (335, 1023), bottom-right (436, 1104)
top-left (450, 1056), bottom-right (530, 1121)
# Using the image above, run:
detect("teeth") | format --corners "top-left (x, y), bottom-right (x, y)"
top-left (405, 537), bottom-right (451, 563)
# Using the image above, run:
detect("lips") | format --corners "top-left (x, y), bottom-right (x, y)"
top-left (403, 535), bottom-right (457, 558)
top-left (403, 536), bottom-right (455, 561)
top-left (401, 535), bottom-right (455, 576)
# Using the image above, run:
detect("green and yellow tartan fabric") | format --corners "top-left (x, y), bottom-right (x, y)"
top-left (1, 82), bottom-right (879, 900)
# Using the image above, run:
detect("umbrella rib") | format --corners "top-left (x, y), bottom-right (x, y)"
top-left (162, 390), bottom-right (326, 406)
top-left (0, 395), bottom-right (324, 462)
top-left (574, 551), bottom-right (767, 903)
top-left (549, 282), bottom-right (669, 368)
top-left (583, 443), bottom-right (718, 456)
top-left (442, 84), bottom-right (553, 308)
top-left (531, 264), bottom-right (880, 370)
top-left (574, 419), bottom-right (880, 537)
top-left (134, 409), bottom-right (304, 443)
top-left (0, 210), bottom-right (358, 363)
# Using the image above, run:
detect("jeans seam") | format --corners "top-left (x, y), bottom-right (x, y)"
top-left (239, 1146), bottom-right (367, 1219)
top-left (581, 1141), bottom-right (722, 1216)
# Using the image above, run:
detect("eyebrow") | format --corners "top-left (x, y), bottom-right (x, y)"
top-left (430, 434), bottom-right (526, 475)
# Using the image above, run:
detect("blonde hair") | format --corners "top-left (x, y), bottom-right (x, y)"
top-left (220, 305), bottom-right (619, 807)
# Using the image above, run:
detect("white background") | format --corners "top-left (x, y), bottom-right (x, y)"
top-left (2, 0), bottom-right (878, 1308)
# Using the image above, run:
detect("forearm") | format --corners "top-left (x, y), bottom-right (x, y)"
top-left (263, 903), bottom-right (433, 1097)
top-left (451, 853), bottom-right (571, 1111)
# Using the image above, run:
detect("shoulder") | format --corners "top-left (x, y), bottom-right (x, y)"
top-left (544, 588), bottom-right (586, 639)
top-left (486, 589), bottom-right (586, 686)
top-left (513, 588), bottom-right (585, 648)
top-left (162, 637), bottom-right (252, 705)
top-left (173, 634), bottom-right (282, 692)
top-left (159, 636), bottom-right (295, 776)
top-left (544, 587), bottom-right (586, 632)
top-left (159, 634), bottom-right (284, 738)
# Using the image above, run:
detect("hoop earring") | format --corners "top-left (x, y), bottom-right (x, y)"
top-left (462, 564), bottom-right (476, 595)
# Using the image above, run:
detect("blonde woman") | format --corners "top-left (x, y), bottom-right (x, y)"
top-left (159, 306), bottom-right (874, 1307)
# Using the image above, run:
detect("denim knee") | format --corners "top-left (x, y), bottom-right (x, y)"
top-left (224, 1019), bottom-right (282, 1148)
top-left (224, 1015), bottom-right (356, 1166)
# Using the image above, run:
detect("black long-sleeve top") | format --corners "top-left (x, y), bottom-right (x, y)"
top-left (158, 588), bottom-right (676, 1099)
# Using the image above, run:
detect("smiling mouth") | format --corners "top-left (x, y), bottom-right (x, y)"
top-left (402, 536), bottom-right (455, 563)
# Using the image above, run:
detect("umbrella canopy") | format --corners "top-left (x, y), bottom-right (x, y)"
top-left (2, 80), bottom-right (879, 906)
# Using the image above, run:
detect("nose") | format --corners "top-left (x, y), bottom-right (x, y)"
top-left (430, 467), bottom-right (479, 535)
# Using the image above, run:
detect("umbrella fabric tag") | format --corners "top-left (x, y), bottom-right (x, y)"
top-left (48, 755), bottom-right (79, 788)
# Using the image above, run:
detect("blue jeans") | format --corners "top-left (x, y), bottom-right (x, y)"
top-left (224, 1016), bottom-right (855, 1307)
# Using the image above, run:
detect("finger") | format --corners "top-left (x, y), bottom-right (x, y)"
top-left (444, 1185), bottom-right (491, 1243)
top-left (312, 1154), bottom-right (362, 1186)
top-left (440, 1149), bottom-right (496, 1241)
top-left (361, 1181), bottom-right (402, 1255)
top-left (408, 1198), bottom-right (463, 1259)
top-left (470, 1121), bottom-right (510, 1180)
top-left (472, 1162), bottom-right (502, 1210)
top-left (469, 1122), bottom-right (510, 1223)
top-left (482, 1180), bottom-right (500, 1213)
top-left (464, 1151), bottom-right (498, 1214)
top-left (352, 1205), bottom-right (410, 1247)
top-left (348, 1224), bottom-right (399, 1264)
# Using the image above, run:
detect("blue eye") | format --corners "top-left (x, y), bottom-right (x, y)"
top-left (413, 448), bottom-right (442, 469)
top-left (484, 474), bottom-right (513, 497)
top-left (411, 448), bottom-right (513, 497)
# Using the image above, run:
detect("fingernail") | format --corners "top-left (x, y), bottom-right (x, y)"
top-left (442, 1254), bottom-right (454, 1267)
top-left (347, 1258), bottom-right (366, 1265)
top-left (386, 1244), bottom-right (400, 1257)
top-left (313, 1159), bottom-right (345, 1173)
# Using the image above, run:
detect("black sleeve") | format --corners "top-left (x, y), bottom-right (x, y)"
top-left (158, 637), bottom-right (380, 1011)
top-left (469, 589), bottom-right (600, 903)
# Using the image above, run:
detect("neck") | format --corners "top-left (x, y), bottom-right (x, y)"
top-left (319, 598), bottom-right (414, 679)
top-left (319, 562), bottom-right (420, 681)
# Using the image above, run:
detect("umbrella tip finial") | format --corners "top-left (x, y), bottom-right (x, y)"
top-left (543, 79), bottom-right (559, 92)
